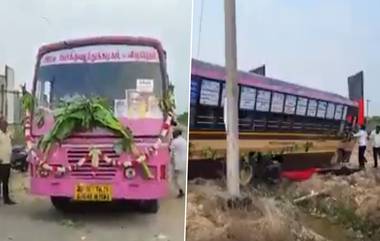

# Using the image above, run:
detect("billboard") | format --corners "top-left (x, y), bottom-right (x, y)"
top-left (348, 71), bottom-right (364, 125)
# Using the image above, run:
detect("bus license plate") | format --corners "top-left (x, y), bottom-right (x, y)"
top-left (74, 184), bottom-right (112, 201)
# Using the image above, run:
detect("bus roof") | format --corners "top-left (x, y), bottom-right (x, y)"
top-left (37, 36), bottom-right (164, 57)
top-left (192, 59), bottom-right (357, 107)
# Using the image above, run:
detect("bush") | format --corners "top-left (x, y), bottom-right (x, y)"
top-left (10, 124), bottom-right (25, 145)
top-left (177, 112), bottom-right (188, 126)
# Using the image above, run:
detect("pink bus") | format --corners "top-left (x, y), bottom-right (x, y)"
top-left (25, 36), bottom-right (174, 213)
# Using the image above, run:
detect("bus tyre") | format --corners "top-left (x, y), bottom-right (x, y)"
top-left (51, 197), bottom-right (71, 212)
top-left (139, 200), bottom-right (159, 213)
top-left (240, 165), bottom-right (253, 186)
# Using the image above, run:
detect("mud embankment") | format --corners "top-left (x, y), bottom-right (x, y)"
top-left (186, 179), bottom-right (339, 241)
top-left (187, 167), bottom-right (380, 241)
top-left (286, 169), bottom-right (380, 241)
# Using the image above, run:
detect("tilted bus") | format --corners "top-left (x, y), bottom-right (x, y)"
top-left (189, 59), bottom-right (363, 179)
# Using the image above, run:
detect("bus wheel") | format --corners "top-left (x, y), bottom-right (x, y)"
top-left (240, 165), bottom-right (253, 186)
top-left (51, 197), bottom-right (71, 212)
top-left (138, 200), bottom-right (159, 213)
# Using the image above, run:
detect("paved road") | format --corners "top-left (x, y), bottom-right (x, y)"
top-left (0, 173), bottom-right (186, 241)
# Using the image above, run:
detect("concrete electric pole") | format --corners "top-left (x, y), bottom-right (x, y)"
top-left (224, 0), bottom-right (240, 197)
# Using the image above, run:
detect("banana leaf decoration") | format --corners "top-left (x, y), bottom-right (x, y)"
top-left (38, 97), bottom-right (134, 152)
top-left (20, 85), bottom-right (38, 133)
top-left (159, 83), bottom-right (176, 115)
top-left (20, 84), bottom-right (35, 115)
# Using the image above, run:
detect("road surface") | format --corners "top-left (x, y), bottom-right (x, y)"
top-left (0, 172), bottom-right (186, 241)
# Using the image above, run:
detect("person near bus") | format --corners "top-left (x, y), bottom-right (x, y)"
top-left (170, 128), bottom-right (187, 198)
top-left (0, 117), bottom-right (16, 205)
top-left (369, 125), bottom-right (380, 168)
top-left (353, 125), bottom-right (368, 169)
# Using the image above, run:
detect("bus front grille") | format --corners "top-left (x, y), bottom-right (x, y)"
top-left (67, 147), bottom-right (119, 180)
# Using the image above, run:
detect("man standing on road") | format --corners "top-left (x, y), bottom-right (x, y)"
top-left (0, 116), bottom-right (16, 205)
top-left (353, 125), bottom-right (368, 169)
top-left (170, 128), bottom-right (187, 198)
top-left (369, 125), bottom-right (380, 168)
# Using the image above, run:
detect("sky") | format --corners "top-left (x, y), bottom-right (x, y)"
top-left (193, 0), bottom-right (380, 116)
top-left (0, 0), bottom-right (192, 114)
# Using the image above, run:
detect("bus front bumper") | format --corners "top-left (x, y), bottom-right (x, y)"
top-left (30, 178), bottom-right (169, 200)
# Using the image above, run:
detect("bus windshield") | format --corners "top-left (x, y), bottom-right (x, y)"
top-left (35, 44), bottom-right (164, 118)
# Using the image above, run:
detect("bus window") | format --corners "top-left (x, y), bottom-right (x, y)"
top-left (317, 101), bottom-right (327, 118)
top-left (220, 83), bottom-right (226, 106)
top-left (335, 105), bottom-right (343, 120)
top-left (296, 97), bottom-right (308, 116)
top-left (307, 99), bottom-right (317, 117)
top-left (190, 78), bottom-right (200, 106)
top-left (271, 92), bottom-right (284, 113)
top-left (199, 79), bottom-right (220, 106)
top-left (239, 86), bottom-right (256, 110)
top-left (326, 102), bottom-right (335, 119)
top-left (256, 89), bottom-right (271, 112)
top-left (342, 106), bottom-right (348, 120)
top-left (284, 95), bottom-right (297, 115)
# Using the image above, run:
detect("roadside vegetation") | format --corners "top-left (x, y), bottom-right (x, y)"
top-left (177, 112), bottom-right (188, 126)
top-left (187, 167), bottom-right (380, 241)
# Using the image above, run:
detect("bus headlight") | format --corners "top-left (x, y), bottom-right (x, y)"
top-left (54, 171), bottom-right (65, 178)
top-left (124, 167), bottom-right (136, 179)
top-left (39, 169), bottom-right (50, 177)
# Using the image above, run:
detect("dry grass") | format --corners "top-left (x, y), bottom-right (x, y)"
top-left (290, 169), bottom-right (380, 224)
top-left (186, 180), bottom-right (329, 241)
top-left (286, 169), bottom-right (380, 240)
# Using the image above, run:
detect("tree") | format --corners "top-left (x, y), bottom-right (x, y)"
top-left (177, 112), bottom-right (188, 126)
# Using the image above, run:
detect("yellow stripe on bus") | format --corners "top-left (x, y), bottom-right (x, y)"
top-left (189, 130), bottom-right (336, 138)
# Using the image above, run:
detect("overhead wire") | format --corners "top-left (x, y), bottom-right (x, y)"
top-left (196, 0), bottom-right (205, 58)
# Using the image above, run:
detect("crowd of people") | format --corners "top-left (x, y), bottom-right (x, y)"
top-left (353, 124), bottom-right (380, 169)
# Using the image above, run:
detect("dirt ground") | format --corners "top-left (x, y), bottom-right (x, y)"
top-left (186, 179), bottom-right (336, 241)
top-left (288, 167), bottom-right (380, 240)
top-left (0, 172), bottom-right (186, 241)
top-left (186, 143), bottom-right (380, 241)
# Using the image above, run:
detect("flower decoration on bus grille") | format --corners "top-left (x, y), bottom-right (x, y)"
top-left (119, 112), bottom-right (175, 179)
top-left (71, 147), bottom-right (116, 170)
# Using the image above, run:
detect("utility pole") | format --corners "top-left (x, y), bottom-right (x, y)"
top-left (224, 0), bottom-right (240, 197)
